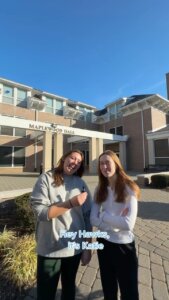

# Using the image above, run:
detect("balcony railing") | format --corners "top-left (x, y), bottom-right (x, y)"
top-left (92, 108), bottom-right (110, 124)
top-left (63, 106), bottom-right (84, 120)
top-left (2, 96), bottom-right (14, 105)
top-left (27, 96), bottom-right (46, 111)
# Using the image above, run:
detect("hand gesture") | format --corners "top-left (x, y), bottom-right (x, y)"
top-left (70, 192), bottom-right (88, 207)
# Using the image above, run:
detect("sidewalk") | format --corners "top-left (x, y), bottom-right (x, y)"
top-left (0, 173), bottom-right (38, 200)
top-left (0, 173), bottom-right (169, 299)
top-left (0, 173), bottom-right (98, 201)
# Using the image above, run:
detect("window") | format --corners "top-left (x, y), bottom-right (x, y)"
top-left (0, 147), bottom-right (12, 166)
top-left (0, 146), bottom-right (25, 166)
top-left (0, 126), bottom-right (13, 136)
top-left (0, 127), bottom-right (26, 137)
top-left (17, 89), bottom-right (27, 107)
top-left (75, 106), bottom-right (85, 121)
top-left (110, 128), bottom-right (115, 134)
top-left (45, 97), bottom-right (53, 113)
top-left (116, 126), bottom-right (123, 136)
top-left (109, 103), bottom-right (123, 119)
top-left (82, 150), bottom-right (89, 166)
top-left (15, 128), bottom-right (26, 137)
top-left (154, 139), bottom-right (169, 165)
top-left (154, 139), bottom-right (169, 157)
top-left (109, 126), bottom-right (123, 135)
top-left (116, 103), bottom-right (122, 117)
top-left (109, 105), bottom-right (116, 118)
top-left (13, 147), bottom-right (25, 165)
top-left (2, 85), bottom-right (14, 104)
top-left (55, 99), bottom-right (63, 116)
top-left (86, 109), bottom-right (92, 122)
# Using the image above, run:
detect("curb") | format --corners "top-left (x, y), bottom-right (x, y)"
top-left (0, 188), bottom-right (32, 201)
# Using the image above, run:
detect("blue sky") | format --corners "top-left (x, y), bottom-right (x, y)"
top-left (0, 0), bottom-right (169, 108)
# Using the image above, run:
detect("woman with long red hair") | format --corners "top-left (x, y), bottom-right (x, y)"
top-left (90, 150), bottom-right (140, 300)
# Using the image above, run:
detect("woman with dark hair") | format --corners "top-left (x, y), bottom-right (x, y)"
top-left (90, 150), bottom-right (140, 300)
top-left (31, 149), bottom-right (92, 300)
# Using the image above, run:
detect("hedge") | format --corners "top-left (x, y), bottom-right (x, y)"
top-left (151, 174), bottom-right (169, 189)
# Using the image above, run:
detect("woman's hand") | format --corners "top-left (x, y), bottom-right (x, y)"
top-left (81, 249), bottom-right (92, 266)
top-left (70, 192), bottom-right (88, 207)
top-left (121, 207), bottom-right (129, 216)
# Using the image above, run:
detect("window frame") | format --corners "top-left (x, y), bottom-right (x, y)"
top-left (2, 85), bottom-right (14, 105)
top-left (0, 146), bottom-right (25, 167)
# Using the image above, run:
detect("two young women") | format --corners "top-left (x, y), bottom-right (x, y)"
top-left (31, 149), bottom-right (140, 300)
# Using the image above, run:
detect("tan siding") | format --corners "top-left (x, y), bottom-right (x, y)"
top-left (123, 112), bottom-right (143, 171)
top-left (151, 107), bottom-right (167, 129)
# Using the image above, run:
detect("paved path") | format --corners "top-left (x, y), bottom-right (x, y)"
top-left (0, 174), bottom-right (169, 299)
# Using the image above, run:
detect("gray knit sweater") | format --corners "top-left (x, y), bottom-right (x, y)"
top-left (30, 171), bottom-right (92, 257)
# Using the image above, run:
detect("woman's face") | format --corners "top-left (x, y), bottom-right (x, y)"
top-left (63, 152), bottom-right (82, 175)
top-left (99, 154), bottom-right (116, 178)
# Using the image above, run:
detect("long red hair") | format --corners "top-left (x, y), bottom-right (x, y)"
top-left (95, 150), bottom-right (140, 203)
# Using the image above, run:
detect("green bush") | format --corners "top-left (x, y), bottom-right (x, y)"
top-left (0, 197), bottom-right (37, 297)
top-left (14, 193), bottom-right (35, 234)
top-left (1, 234), bottom-right (36, 289)
top-left (151, 174), bottom-right (169, 188)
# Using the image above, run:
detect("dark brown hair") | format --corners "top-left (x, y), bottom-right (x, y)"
top-left (53, 149), bottom-right (85, 186)
top-left (95, 150), bottom-right (140, 203)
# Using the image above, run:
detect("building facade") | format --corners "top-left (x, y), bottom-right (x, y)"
top-left (0, 77), bottom-right (169, 174)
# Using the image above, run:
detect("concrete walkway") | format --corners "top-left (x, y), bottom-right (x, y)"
top-left (0, 173), bottom-right (169, 299)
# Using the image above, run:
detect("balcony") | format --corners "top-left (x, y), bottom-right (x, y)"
top-left (55, 109), bottom-right (63, 116)
top-left (27, 96), bottom-right (46, 111)
top-left (2, 96), bottom-right (14, 105)
top-left (63, 105), bottom-right (84, 120)
top-left (92, 108), bottom-right (110, 124)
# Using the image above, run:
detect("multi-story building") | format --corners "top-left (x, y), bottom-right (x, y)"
top-left (0, 76), bottom-right (169, 174)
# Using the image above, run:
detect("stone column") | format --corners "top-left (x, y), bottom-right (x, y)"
top-left (119, 141), bottom-right (127, 170)
top-left (53, 132), bottom-right (63, 167)
top-left (148, 139), bottom-right (155, 165)
top-left (89, 138), bottom-right (103, 174)
top-left (89, 137), bottom-right (97, 174)
top-left (43, 131), bottom-right (52, 172)
top-left (96, 138), bottom-right (103, 158)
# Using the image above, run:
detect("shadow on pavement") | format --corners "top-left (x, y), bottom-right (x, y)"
top-left (76, 287), bottom-right (104, 300)
top-left (138, 201), bottom-right (169, 222)
top-left (0, 276), bottom-right (28, 300)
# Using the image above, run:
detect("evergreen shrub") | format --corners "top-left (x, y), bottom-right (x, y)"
top-left (14, 193), bottom-right (35, 234)
top-left (151, 174), bottom-right (169, 188)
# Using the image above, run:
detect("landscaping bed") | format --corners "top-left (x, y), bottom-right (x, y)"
top-left (0, 194), bottom-right (36, 300)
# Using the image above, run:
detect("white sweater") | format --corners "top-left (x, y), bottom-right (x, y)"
top-left (90, 186), bottom-right (138, 244)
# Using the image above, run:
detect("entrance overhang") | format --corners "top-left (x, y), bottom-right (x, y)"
top-left (0, 115), bottom-right (128, 173)
top-left (67, 135), bottom-right (128, 144)
top-left (0, 115), bottom-right (128, 142)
